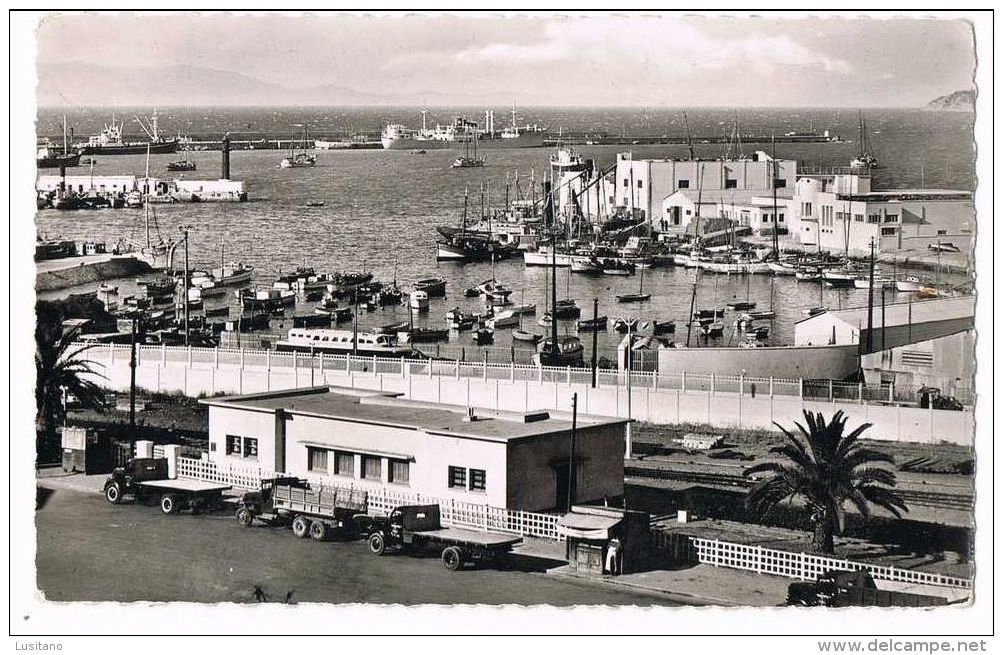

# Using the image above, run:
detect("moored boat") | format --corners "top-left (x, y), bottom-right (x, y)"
top-left (576, 316), bottom-right (608, 331)
top-left (532, 335), bottom-right (584, 366)
top-left (274, 328), bottom-right (414, 358)
top-left (512, 329), bottom-right (541, 343)
top-left (413, 277), bottom-right (447, 297)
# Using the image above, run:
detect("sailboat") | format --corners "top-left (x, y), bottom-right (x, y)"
top-left (726, 274), bottom-right (757, 310)
top-left (36, 116), bottom-right (81, 169)
top-left (744, 276), bottom-right (776, 320)
top-left (850, 110), bottom-right (878, 170)
top-left (279, 125), bottom-right (317, 168)
top-left (451, 131), bottom-right (485, 168)
top-left (133, 145), bottom-right (178, 271)
top-left (615, 261), bottom-right (651, 302)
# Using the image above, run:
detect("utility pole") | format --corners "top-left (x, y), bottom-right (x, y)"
top-left (590, 298), bottom-right (598, 388)
top-left (567, 392), bottom-right (578, 510)
top-left (866, 237), bottom-right (875, 353)
top-left (179, 225), bottom-right (192, 346)
top-left (129, 317), bottom-right (138, 434)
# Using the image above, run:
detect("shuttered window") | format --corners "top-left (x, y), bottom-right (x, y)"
top-left (308, 447), bottom-right (328, 473)
top-left (448, 466), bottom-right (466, 488)
top-left (389, 459), bottom-right (410, 485)
top-left (362, 455), bottom-right (382, 480)
top-left (333, 451), bottom-right (354, 477)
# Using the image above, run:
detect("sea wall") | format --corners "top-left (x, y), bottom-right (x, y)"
top-left (655, 343), bottom-right (859, 379)
top-left (35, 256), bottom-right (151, 293)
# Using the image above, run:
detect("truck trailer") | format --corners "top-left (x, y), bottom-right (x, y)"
top-left (103, 457), bottom-right (231, 515)
top-left (235, 477), bottom-right (368, 541)
top-left (363, 504), bottom-right (522, 571)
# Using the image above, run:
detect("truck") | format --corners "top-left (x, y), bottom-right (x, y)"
top-left (363, 504), bottom-right (523, 571)
top-left (234, 477), bottom-right (369, 541)
top-left (103, 457), bottom-right (231, 515)
top-left (786, 569), bottom-right (951, 607)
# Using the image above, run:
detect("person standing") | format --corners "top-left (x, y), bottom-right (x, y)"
top-left (605, 537), bottom-right (622, 575)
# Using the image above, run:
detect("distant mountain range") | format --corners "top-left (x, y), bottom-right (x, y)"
top-left (36, 62), bottom-right (485, 107)
top-left (926, 90), bottom-right (976, 112)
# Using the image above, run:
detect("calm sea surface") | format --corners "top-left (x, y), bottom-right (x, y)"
top-left (34, 107), bottom-right (976, 358)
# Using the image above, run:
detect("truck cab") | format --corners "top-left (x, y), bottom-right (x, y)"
top-left (104, 457), bottom-right (169, 501)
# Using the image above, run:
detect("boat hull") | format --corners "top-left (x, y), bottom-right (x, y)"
top-left (77, 140), bottom-right (179, 156)
top-left (383, 132), bottom-right (545, 150)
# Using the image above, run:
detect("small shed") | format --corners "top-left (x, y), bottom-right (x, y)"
top-left (557, 505), bottom-right (651, 575)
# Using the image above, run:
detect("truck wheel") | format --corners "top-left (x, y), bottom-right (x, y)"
top-left (368, 532), bottom-right (386, 556)
top-left (291, 516), bottom-right (310, 538)
top-left (104, 483), bottom-right (122, 504)
top-left (236, 508), bottom-right (254, 527)
top-left (309, 521), bottom-right (328, 541)
top-left (160, 494), bottom-right (179, 515)
top-left (442, 547), bottom-right (464, 571)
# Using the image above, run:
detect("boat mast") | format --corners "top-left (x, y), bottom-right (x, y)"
top-left (771, 131), bottom-right (780, 258)
top-left (685, 163), bottom-right (705, 347)
top-left (144, 144), bottom-right (152, 248)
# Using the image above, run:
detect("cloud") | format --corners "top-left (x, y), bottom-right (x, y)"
top-left (444, 16), bottom-right (853, 77)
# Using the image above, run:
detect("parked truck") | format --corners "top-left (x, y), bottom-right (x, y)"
top-left (786, 569), bottom-right (951, 607)
top-left (363, 504), bottom-right (523, 571)
top-left (103, 457), bottom-right (231, 515)
top-left (234, 477), bottom-right (368, 541)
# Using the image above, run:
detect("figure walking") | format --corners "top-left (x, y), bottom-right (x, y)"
top-left (605, 537), bottom-right (622, 576)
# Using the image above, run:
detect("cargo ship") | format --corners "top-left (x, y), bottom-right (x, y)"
top-left (381, 107), bottom-right (546, 150)
top-left (75, 110), bottom-right (179, 155)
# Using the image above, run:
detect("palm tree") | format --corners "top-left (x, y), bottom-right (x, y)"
top-left (744, 410), bottom-right (908, 555)
top-left (35, 321), bottom-right (106, 462)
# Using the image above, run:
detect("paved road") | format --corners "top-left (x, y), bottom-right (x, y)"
top-left (35, 487), bottom-right (681, 606)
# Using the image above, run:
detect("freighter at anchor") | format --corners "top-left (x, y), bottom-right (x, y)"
top-left (381, 107), bottom-right (546, 150)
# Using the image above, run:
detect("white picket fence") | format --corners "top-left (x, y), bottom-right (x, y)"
top-left (652, 531), bottom-right (971, 589)
top-left (175, 456), bottom-right (562, 540)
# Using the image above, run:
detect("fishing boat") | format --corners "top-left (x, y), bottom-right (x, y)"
top-left (399, 327), bottom-right (449, 344)
top-left (238, 287), bottom-right (296, 311)
top-left (895, 276), bottom-right (924, 292)
top-left (651, 320), bottom-right (675, 335)
top-left (165, 157), bottom-right (196, 172)
top-left (702, 321), bottom-right (725, 338)
top-left (408, 290), bottom-right (430, 313)
top-left (602, 259), bottom-right (635, 276)
top-left (306, 200), bottom-right (325, 208)
top-left (472, 328), bottom-right (494, 344)
top-left (314, 297), bottom-right (353, 323)
top-left (413, 277), bottom-right (447, 297)
top-left (279, 125), bottom-right (317, 168)
top-left (576, 316), bottom-right (608, 331)
top-left (475, 279), bottom-right (513, 302)
top-left (504, 303), bottom-right (536, 316)
top-left (532, 335), bottom-right (584, 366)
top-left (553, 299), bottom-right (581, 319)
top-left (274, 328), bottom-right (414, 358)
top-left (486, 309), bottom-right (519, 329)
top-left (822, 267), bottom-right (860, 288)
top-left (928, 241), bottom-right (961, 253)
top-left (37, 117), bottom-right (80, 168)
top-left (98, 283), bottom-right (119, 294)
top-left (849, 110), bottom-right (878, 170)
top-left (570, 257), bottom-right (603, 275)
top-left (512, 329), bottom-right (541, 343)
top-left (615, 263), bottom-right (651, 302)
top-left (612, 317), bottom-right (640, 334)
top-left (451, 134), bottom-right (485, 168)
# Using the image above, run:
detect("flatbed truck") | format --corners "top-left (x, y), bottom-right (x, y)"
top-left (235, 477), bottom-right (368, 541)
top-left (103, 457), bottom-right (231, 515)
top-left (363, 504), bottom-right (522, 571)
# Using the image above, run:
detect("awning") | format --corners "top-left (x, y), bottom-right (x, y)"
top-left (295, 440), bottom-right (414, 462)
top-left (556, 512), bottom-right (622, 540)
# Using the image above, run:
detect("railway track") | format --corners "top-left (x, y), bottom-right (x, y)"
top-left (625, 466), bottom-right (974, 511)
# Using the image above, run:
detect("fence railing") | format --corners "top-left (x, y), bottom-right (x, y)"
top-left (652, 531), bottom-right (971, 589)
top-left (176, 456), bottom-right (563, 540)
top-left (85, 342), bottom-right (974, 406)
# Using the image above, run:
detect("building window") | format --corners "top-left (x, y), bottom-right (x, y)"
top-left (243, 437), bottom-right (258, 459)
top-left (778, 213), bottom-right (785, 222)
top-left (308, 447), bottom-right (328, 473)
top-left (389, 459), bottom-right (410, 485)
top-left (448, 466), bottom-right (467, 489)
top-left (884, 214), bottom-right (898, 223)
top-left (937, 229), bottom-right (948, 235)
top-left (724, 178), bottom-right (737, 189)
top-left (773, 178), bottom-right (786, 189)
top-left (802, 202), bottom-right (812, 216)
top-left (225, 435), bottom-right (241, 455)
top-left (469, 469), bottom-right (487, 492)
top-left (868, 214), bottom-right (881, 224)
top-left (881, 227), bottom-right (897, 236)
top-left (637, 179), bottom-right (643, 188)
top-left (334, 451), bottom-right (354, 477)
top-left (678, 179), bottom-right (690, 189)
top-left (854, 213), bottom-right (864, 222)
top-left (361, 455), bottom-right (382, 480)
top-left (622, 179), bottom-right (629, 188)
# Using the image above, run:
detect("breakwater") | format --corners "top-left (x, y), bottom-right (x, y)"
top-left (36, 256), bottom-right (152, 293)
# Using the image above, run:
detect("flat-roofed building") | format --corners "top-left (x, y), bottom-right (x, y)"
top-left (200, 387), bottom-right (628, 512)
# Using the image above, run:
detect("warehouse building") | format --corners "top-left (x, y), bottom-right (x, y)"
top-left (200, 387), bottom-right (627, 512)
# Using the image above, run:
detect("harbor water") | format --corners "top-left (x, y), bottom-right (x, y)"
top-left (34, 107), bottom-right (976, 361)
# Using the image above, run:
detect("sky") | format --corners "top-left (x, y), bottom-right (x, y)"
top-left (28, 10), bottom-right (981, 107)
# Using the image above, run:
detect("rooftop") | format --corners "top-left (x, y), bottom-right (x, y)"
top-left (200, 386), bottom-right (627, 444)
top-left (795, 296), bottom-right (975, 328)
